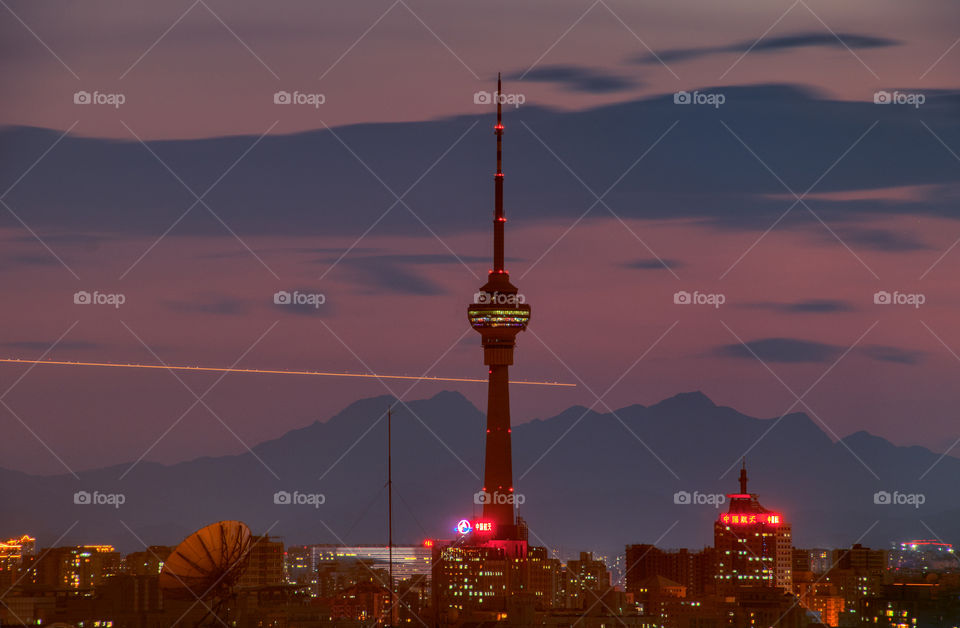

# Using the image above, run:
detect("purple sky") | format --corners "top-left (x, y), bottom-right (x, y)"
top-left (1, 0), bottom-right (960, 474)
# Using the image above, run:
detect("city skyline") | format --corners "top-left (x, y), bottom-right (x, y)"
top-left (2, 1), bottom-right (960, 625)
top-left (2, 2), bottom-right (960, 475)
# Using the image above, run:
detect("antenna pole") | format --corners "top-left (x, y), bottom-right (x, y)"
top-left (493, 72), bottom-right (505, 273)
top-left (387, 405), bottom-right (394, 627)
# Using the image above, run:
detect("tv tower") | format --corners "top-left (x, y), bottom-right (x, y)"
top-left (467, 74), bottom-right (531, 537)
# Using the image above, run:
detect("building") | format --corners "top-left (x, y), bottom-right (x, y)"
top-left (308, 544), bottom-right (433, 583)
top-left (23, 544), bottom-right (122, 590)
top-left (238, 535), bottom-right (284, 588)
top-left (631, 574), bottom-right (686, 626)
top-left (0, 535), bottom-right (36, 590)
top-left (889, 539), bottom-right (956, 574)
top-left (861, 581), bottom-right (960, 626)
top-left (432, 541), bottom-right (513, 621)
top-left (834, 543), bottom-right (886, 573)
top-left (527, 545), bottom-right (563, 610)
top-left (283, 544), bottom-right (314, 586)
top-left (565, 552), bottom-right (611, 610)
top-left (793, 570), bottom-right (844, 627)
top-left (626, 545), bottom-right (717, 598)
top-left (714, 462), bottom-right (792, 592)
top-left (124, 545), bottom-right (172, 576)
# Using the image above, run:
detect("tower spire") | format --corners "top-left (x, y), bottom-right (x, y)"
top-left (493, 72), bottom-right (505, 273)
top-left (739, 458), bottom-right (749, 494)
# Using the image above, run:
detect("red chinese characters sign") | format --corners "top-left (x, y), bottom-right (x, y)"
top-left (719, 513), bottom-right (781, 525)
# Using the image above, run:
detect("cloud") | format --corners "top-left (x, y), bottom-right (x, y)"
top-left (861, 345), bottom-right (924, 365)
top-left (165, 296), bottom-right (251, 316)
top-left (714, 337), bottom-right (841, 363)
top-left (832, 228), bottom-right (930, 252)
top-left (504, 65), bottom-right (637, 93)
top-left (622, 258), bottom-right (683, 271)
top-left (635, 31), bottom-right (900, 65)
top-left (2, 84), bottom-right (958, 240)
top-left (744, 299), bottom-right (854, 314)
top-left (0, 340), bottom-right (103, 352)
top-left (714, 338), bottom-right (925, 365)
top-left (0, 254), bottom-right (62, 268)
top-left (324, 253), bottom-right (494, 296)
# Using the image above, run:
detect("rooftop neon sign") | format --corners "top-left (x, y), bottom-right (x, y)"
top-left (455, 519), bottom-right (495, 535)
top-left (719, 513), bottom-right (782, 525)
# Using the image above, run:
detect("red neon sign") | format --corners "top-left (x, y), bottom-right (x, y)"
top-left (719, 513), bottom-right (782, 525)
top-left (474, 521), bottom-right (494, 533)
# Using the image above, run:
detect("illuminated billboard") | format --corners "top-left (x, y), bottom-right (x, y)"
top-left (718, 513), bottom-right (781, 525)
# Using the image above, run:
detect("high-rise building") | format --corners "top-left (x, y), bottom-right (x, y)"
top-left (24, 545), bottom-right (122, 590)
top-left (527, 546), bottom-right (563, 610)
top-left (0, 535), bottom-right (36, 590)
top-left (239, 535), bottom-right (284, 588)
top-left (817, 543), bottom-right (888, 617)
top-left (564, 552), bottom-right (611, 610)
top-left (625, 545), bottom-right (717, 598)
top-left (714, 462), bottom-right (793, 592)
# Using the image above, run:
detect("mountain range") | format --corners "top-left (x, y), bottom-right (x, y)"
top-left (2, 390), bottom-right (956, 559)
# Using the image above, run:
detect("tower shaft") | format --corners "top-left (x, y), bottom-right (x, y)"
top-left (483, 364), bottom-right (514, 527)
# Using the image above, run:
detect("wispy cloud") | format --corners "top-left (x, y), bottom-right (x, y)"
top-left (505, 65), bottom-right (637, 93)
top-left (633, 31), bottom-right (899, 65)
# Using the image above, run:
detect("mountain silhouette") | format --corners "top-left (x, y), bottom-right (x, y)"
top-left (1, 390), bottom-right (956, 558)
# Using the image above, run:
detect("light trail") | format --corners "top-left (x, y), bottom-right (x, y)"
top-left (0, 358), bottom-right (575, 387)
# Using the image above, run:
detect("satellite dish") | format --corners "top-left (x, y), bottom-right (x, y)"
top-left (159, 520), bottom-right (253, 626)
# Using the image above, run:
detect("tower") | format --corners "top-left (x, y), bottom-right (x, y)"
top-left (714, 462), bottom-right (793, 592)
top-left (467, 74), bottom-right (531, 537)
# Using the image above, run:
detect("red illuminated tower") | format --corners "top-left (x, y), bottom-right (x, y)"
top-left (467, 75), bottom-right (531, 537)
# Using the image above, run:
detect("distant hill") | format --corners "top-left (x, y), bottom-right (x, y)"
top-left (2, 390), bottom-right (956, 558)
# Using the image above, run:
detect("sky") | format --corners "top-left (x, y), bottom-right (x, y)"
top-left (1, 0), bottom-right (959, 476)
